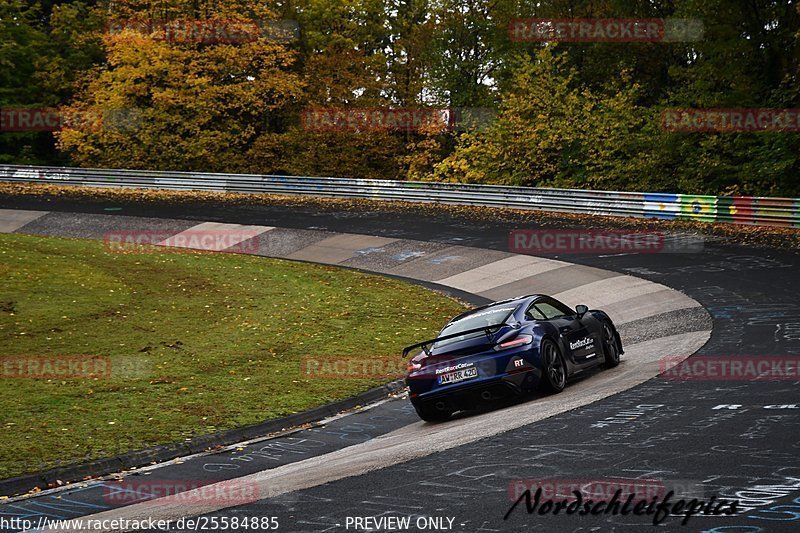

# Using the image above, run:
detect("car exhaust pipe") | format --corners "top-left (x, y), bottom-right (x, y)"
top-left (481, 390), bottom-right (493, 401)
top-left (435, 401), bottom-right (447, 411)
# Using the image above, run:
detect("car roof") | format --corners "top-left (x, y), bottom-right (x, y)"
top-left (445, 294), bottom-right (544, 325)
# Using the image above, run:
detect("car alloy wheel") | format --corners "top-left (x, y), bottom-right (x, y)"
top-left (541, 339), bottom-right (566, 393)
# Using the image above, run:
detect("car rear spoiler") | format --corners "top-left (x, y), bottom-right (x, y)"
top-left (402, 325), bottom-right (503, 358)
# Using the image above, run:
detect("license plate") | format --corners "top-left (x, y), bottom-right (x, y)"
top-left (438, 366), bottom-right (478, 385)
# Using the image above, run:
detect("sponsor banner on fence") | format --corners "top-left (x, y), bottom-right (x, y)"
top-left (103, 229), bottom-right (261, 254)
top-left (643, 193), bottom-right (680, 220)
top-left (752, 197), bottom-right (798, 227)
top-left (712, 196), bottom-right (796, 226)
top-left (679, 195), bottom-right (717, 223)
top-left (509, 229), bottom-right (704, 254)
top-left (660, 356), bottom-right (800, 381)
top-left (508, 18), bottom-right (703, 43)
top-left (300, 356), bottom-right (406, 379)
top-left (103, 479), bottom-right (260, 505)
top-left (716, 197), bottom-right (753, 224)
top-left (105, 18), bottom-right (299, 44)
top-left (796, 199), bottom-right (800, 228)
top-left (661, 108), bottom-right (800, 133)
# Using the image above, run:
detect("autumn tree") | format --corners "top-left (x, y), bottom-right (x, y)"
top-left (56, 0), bottom-right (303, 171)
top-left (0, 1), bottom-right (103, 164)
top-left (3, 0), bottom-right (799, 195)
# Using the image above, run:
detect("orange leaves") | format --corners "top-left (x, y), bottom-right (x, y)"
top-left (56, 3), bottom-right (302, 173)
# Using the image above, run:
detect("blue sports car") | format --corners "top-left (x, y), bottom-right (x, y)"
top-left (403, 294), bottom-right (623, 422)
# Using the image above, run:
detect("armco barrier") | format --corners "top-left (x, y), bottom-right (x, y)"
top-left (1, 165), bottom-right (798, 228)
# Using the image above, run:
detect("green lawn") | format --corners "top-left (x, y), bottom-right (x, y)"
top-left (0, 233), bottom-right (466, 481)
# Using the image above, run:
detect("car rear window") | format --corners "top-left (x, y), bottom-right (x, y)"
top-left (436, 305), bottom-right (517, 346)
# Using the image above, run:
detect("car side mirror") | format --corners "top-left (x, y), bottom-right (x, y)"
top-left (575, 304), bottom-right (588, 319)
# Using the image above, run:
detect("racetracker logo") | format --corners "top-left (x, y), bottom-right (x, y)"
top-left (507, 478), bottom-right (698, 502)
top-left (105, 18), bottom-right (299, 45)
top-left (0, 356), bottom-right (111, 379)
top-left (102, 479), bottom-right (260, 505)
top-left (300, 107), bottom-right (494, 133)
top-left (509, 229), bottom-right (703, 255)
top-left (661, 108), bottom-right (800, 133)
top-left (508, 18), bottom-right (703, 42)
top-left (0, 107), bottom-right (141, 132)
top-left (104, 229), bottom-right (261, 254)
top-left (659, 356), bottom-right (800, 381)
top-left (302, 108), bottom-right (448, 133)
top-left (300, 356), bottom-right (406, 379)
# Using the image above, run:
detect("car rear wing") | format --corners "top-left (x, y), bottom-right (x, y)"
top-left (402, 325), bottom-right (503, 358)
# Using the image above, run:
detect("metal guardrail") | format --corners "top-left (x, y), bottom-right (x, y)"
top-left (1, 164), bottom-right (798, 227)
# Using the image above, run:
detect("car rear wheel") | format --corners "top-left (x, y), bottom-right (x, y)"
top-left (540, 339), bottom-right (566, 393)
top-left (414, 403), bottom-right (452, 423)
top-left (602, 322), bottom-right (621, 368)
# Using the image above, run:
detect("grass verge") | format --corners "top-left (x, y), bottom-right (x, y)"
top-left (0, 233), bottom-right (467, 480)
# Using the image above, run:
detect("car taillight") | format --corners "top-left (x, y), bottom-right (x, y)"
top-left (407, 362), bottom-right (422, 372)
top-left (494, 335), bottom-right (533, 351)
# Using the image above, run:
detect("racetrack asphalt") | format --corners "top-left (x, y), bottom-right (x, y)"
top-left (0, 194), bottom-right (798, 533)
